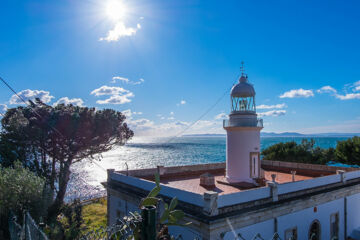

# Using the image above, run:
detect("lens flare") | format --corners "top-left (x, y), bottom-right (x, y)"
top-left (106, 0), bottom-right (127, 21)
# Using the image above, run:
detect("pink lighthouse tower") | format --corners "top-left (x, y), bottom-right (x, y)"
top-left (223, 63), bottom-right (263, 184)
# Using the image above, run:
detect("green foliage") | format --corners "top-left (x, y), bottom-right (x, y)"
top-left (335, 136), bottom-right (360, 165)
top-left (261, 139), bottom-right (332, 164)
top-left (62, 199), bottom-right (84, 240)
top-left (81, 198), bottom-right (107, 233)
top-left (140, 173), bottom-right (191, 228)
top-left (45, 199), bottom-right (85, 240)
top-left (0, 162), bottom-right (49, 237)
top-left (262, 137), bottom-right (360, 166)
top-left (0, 99), bottom-right (134, 220)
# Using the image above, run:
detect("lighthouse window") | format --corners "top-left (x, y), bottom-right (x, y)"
top-left (330, 212), bottom-right (339, 239)
top-left (231, 96), bottom-right (255, 112)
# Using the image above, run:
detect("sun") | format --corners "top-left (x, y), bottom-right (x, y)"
top-left (105, 0), bottom-right (127, 21)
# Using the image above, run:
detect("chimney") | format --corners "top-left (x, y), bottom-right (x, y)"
top-left (200, 173), bottom-right (215, 188)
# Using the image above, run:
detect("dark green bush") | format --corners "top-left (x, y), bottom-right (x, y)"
top-left (0, 161), bottom-right (50, 238)
top-left (262, 137), bottom-right (360, 166)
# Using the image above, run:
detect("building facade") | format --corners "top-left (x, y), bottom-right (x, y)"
top-left (104, 72), bottom-right (360, 239)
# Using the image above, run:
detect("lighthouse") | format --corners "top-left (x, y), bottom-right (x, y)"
top-left (223, 64), bottom-right (263, 184)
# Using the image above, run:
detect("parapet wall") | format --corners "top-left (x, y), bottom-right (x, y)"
top-left (119, 160), bottom-right (357, 179)
top-left (117, 162), bottom-right (226, 180)
top-left (108, 160), bottom-right (360, 217)
top-left (262, 159), bottom-right (358, 177)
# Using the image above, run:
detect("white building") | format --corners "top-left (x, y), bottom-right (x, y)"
top-left (104, 71), bottom-right (360, 240)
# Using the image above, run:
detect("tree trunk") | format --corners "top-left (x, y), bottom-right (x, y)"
top-left (47, 159), bottom-right (72, 221)
top-left (50, 158), bottom-right (56, 190)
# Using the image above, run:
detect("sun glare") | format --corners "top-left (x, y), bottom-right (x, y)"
top-left (106, 0), bottom-right (127, 21)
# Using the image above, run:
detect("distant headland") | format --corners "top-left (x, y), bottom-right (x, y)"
top-left (183, 132), bottom-right (360, 137)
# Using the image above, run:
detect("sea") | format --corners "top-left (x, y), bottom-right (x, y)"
top-left (66, 136), bottom-right (351, 201)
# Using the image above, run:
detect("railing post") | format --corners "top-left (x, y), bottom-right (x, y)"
top-left (268, 182), bottom-right (278, 202)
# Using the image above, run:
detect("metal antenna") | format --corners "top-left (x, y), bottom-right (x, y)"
top-left (240, 61), bottom-right (245, 76)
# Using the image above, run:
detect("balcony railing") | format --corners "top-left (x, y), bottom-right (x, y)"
top-left (223, 118), bottom-right (263, 128)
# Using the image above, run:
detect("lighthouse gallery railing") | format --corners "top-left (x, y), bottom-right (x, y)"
top-left (223, 118), bottom-right (263, 128)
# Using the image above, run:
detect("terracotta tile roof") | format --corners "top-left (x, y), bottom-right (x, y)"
top-left (158, 171), bottom-right (313, 195)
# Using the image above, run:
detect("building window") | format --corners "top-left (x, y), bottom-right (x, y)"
top-left (330, 212), bottom-right (339, 240)
top-left (284, 227), bottom-right (297, 240)
top-left (309, 220), bottom-right (321, 240)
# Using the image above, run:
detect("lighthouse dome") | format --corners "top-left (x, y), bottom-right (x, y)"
top-left (230, 75), bottom-right (255, 98)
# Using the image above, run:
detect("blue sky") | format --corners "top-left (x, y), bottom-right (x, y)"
top-left (1, 0), bottom-right (360, 136)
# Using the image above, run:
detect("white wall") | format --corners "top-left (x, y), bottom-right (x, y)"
top-left (347, 193), bottom-right (360, 239)
top-left (226, 129), bottom-right (260, 183)
top-left (223, 219), bottom-right (274, 240)
top-left (277, 198), bottom-right (344, 240)
top-left (108, 195), bottom-right (139, 226)
top-left (168, 226), bottom-right (201, 239)
top-left (223, 198), bottom-right (345, 240)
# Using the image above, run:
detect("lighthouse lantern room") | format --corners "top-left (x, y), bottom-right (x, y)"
top-left (223, 64), bottom-right (263, 184)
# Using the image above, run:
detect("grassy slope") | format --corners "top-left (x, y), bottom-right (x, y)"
top-left (81, 198), bottom-right (107, 232)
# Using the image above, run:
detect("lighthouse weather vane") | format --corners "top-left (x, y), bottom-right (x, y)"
top-left (240, 61), bottom-right (245, 76)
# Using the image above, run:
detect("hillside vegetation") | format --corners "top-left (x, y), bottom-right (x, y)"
top-left (261, 136), bottom-right (360, 165)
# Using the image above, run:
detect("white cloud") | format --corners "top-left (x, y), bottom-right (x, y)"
top-left (279, 89), bottom-right (314, 98)
top-left (127, 117), bottom-right (223, 137)
top-left (0, 104), bottom-right (7, 116)
top-left (131, 78), bottom-right (144, 85)
top-left (96, 92), bottom-right (134, 104)
top-left (168, 117), bottom-right (175, 120)
top-left (111, 76), bottom-right (129, 83)
top-left (99, 22), bottom-right (141, 42)
top-left (91, 86), bottom-right (130, 96)
top-left (176, 100), bottom-right (186, 106)
top-left (122, 109), bottom-right (132, 118)
top-left (317, 86), bottom-right (337, 94)
top-left (215, 113), bottom-right (228, 120)
top-left (111, 76), bottom-right (144, 85)
top-left (257, 103), bottom-right (287, 109)
top-left (316, 82), bottom-right (360, 100)
top-left (181, 100), bottom-right (186, 105)
top-left (170, 112), bottom-right (174, 115)
top-left (53, 97), bottom-right (84, 107)
top-left (122, 109), bottom-right (142, 118)
top-left (9, 89), bottom-right (54, 104)
top-left (335, 93), bottom-right (360, 100)
top-left (258, 110), bottom-right (286, 117)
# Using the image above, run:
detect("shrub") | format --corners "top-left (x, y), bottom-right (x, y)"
top-left (336, 136), bottom-right (360, 165)
top-left (0, 161), bottom-right (48, 238)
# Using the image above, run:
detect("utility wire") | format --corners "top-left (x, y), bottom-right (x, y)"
top-left (0, 74), bottom-right (240, 174)
top-left (164, 75), bottom-right (239, 143)
top-left (0, 76), bottom-right (64, 137)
